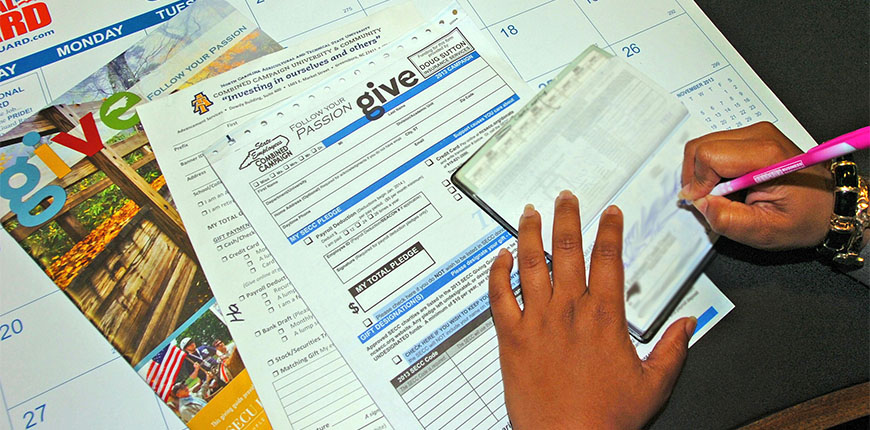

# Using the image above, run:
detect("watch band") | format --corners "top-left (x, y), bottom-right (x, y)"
top-left (818, 155), bottom-right (869, 267)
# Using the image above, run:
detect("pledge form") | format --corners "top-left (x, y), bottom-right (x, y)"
top-left (207, 14), bottom-right (730, 429)
top-left (138, 6), bottom-right (425, 429)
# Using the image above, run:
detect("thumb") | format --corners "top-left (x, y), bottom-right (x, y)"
top-left (643, 317), bottom-right (696, 395)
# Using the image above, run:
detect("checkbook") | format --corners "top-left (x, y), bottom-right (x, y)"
top-left (453, 46), bottom-right (715, 342)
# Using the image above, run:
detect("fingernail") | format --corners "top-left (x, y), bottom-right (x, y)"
top-left (692, 197), bottom-right (708, 215)
top-left (557, 189), bottom-right (574, 200)
top-left (677, 185), bottom-right (690, 200)
top-left (685, 316), bottom-right (698, 337)
top-left (498, 248), bottom-right (511, 258)
top-left (603, 205), bottom-right (620, 215)
top-left (522, 203), bottom-right (536, 218)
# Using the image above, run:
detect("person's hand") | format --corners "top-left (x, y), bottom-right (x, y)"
top-left (680, 122), bottom-right (833, 250)
top-left (489, 192), bottom-right (697, 430)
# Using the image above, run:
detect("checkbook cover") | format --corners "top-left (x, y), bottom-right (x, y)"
top-left (453, 46), bottom-right (706, 342)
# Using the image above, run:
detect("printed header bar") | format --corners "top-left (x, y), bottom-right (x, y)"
top-left (0, 2), bottom-right (194, 83)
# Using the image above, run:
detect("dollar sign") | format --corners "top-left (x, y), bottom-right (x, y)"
top-left (348, 302), bottom-right (360, 314)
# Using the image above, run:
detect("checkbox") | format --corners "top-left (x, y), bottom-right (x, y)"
top-left (355, 222), bottom-right (361, 228)
top-left (253, 181), bottom-right (259, 187)
top-left (281, 335), bottom-right (288, 342)
top-left (198, 201), bottom-right (204, 207)
top-left (343, 229), bottom-right (349, 235)
top-left (261, 292), bottom-right (269, 299)
top-left (278, 328), bottom-right (285, 334)
top-left (453, 193), bottom-right (462, 201)
top-left (201, 210), bottom-right (208, 216)
top-left (442, 179), bottom-right (450, 186)
top-left (368, 213), bottom-right (374, 219)
top-left (244, 253), bottom-right (250, 259)
top-left (272, 370), bottom-right (279, 377)
top-left (268, 307), bottom-right (274, 313)
top-left (392, 355), bottom-right (402, 364)
top-left (221, 256), bottom-right (228, 262)
top-left (255, 330), bottom-right (261, 337)
top-left (249, 267), bottom-right (256, 273)
top-left (425, 159), bottom-right (433, 166)
top-left (264, 300), bottom-right (271, 306)
top-left (217, 244), bottom-right (223, 250)
top-left (304, 237), bottom-right (313, 245)
top-left (363, 318), bottom-right (372, 327)
top-left (448, 186), bottom-right (456, 193)
top-left (267, 359), bottom-right (274, 365)
top-left (247, 261), bottom-right (254, 267)
top-left (239, 295), bottom-right (245, 301)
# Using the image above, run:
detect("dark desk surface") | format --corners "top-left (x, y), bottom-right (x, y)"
top-left (650, 2), bottom-right (869, 428)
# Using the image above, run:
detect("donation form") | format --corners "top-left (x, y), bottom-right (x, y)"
top-left (138, 6), bottom-right (424, 429)
top-left (207, 13), bottom-right (731, 429)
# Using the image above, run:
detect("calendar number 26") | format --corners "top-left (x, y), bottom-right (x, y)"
top-left (622, 43), bottom-right (641, 57)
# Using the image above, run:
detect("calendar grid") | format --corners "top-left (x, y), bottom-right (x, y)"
top-left (243, 0), bottom-right (394, 47)
top-left (571, 0), bottom-right (615, 53)
top-left (677, 1), bottom-right (780, 122)
top-left (0, 245), bottom-right (177, 430)
top-left (276, 11), bottom-right (368, 45)
top-left (0, 290), bottom-right (60, 319)
top-left (464, 0), bottom-right (778, 130)
top-left (465, 2), bottom-right (526, 81)
top-left (475, 1), bottom-right (556, 28)
top-left (602, 13), bottom-right (685, 57)
top-left (7, 357), bottom-right (124, 410)
top-left (0, 375), bottom-right (12, 430)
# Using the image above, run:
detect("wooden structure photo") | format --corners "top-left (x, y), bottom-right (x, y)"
top-left (1, 103), bottom-right (210, 364)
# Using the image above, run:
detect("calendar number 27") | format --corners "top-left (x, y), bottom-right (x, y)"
top-left (23, 404), bottom-right (46, 429)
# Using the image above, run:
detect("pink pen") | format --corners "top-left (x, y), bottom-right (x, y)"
top-left (709, 126), bottom-right (870, 196)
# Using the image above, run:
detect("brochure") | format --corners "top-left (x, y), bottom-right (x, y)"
top-left (0, 1), bottom-right (282, 427)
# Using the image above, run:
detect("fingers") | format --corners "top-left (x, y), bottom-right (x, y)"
top-left (587, 206), bottom-right (625, 316)
top-left (681, 139), bottom-right (782, 200)
top-left (516, 204), bottom-right (553, 313)
top-left (488, 248), bottom-right (521, 327)
top-left (680, 123), bottom-right (794, 201)
top-left (692, 195), bottom-right (783, 249)
top-left (642, 317), bottom-right (696, 399)
top-left (681, 126), bottom-right (760, 192)
top-left (551, 190), bottom-right (586, 300)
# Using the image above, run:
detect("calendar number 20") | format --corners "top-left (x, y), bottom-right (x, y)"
top-left (0, 318), bottom-right (23, 341)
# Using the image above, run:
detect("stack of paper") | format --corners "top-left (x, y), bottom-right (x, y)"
top-left (1, 0), bottom-right (822, 428)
